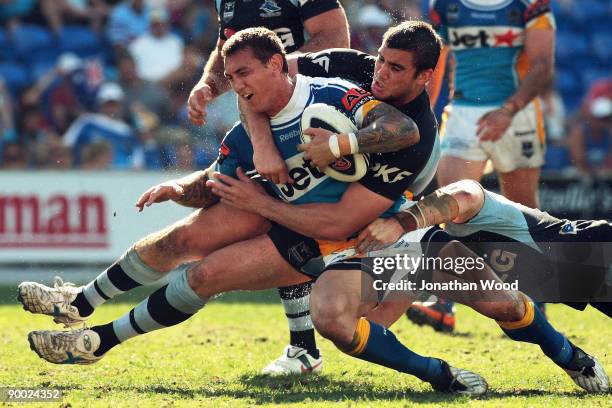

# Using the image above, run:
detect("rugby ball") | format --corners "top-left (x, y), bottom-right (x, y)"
top-left (300, 103), bottom-right (369, 182)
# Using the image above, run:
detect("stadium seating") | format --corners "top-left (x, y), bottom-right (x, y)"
top-left (58, 25), bottom-right (104, 57)
top-left (11, 24), bottom-right (54, 60)
top-left (0, 62), bottom-right (30, 96)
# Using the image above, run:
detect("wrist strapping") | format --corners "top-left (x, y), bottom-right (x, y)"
top-left (348, 132), bottom-right (359, 154)
top-left (328, 134), bottom-right (341, 158)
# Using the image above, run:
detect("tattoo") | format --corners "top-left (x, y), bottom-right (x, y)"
top-left (176, 173), bottom-right (219, 209)
top-left (418, 190), bottom-right (459, 226)
top-left (238, 100), bottom-right (251, 138)
top-left (356, 103), bottom-right (419, 154)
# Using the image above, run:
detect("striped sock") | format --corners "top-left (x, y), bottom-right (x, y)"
top-left (278, 283), bottom-right (319, 358)
top-left (92, 268), bottom-right (207, 356)
top-left (345, 318), bottom-right (444, 383)
top-left (72, 248), bottom-right (166, 317)
top-left (498, 296), bottom-right (573, 365)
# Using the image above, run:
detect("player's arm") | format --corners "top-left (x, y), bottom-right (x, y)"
top-left (188, 37), bottom-right (231, 126)
top-left (355, 180), bottom-right (485, 252)
top-left (477, 4), bottom-right (555, 141)
top-left (135, 162), bottom-right (219, 211)
top-left (209, 168), bottom-right (396, 241)
top-left (299, 3), bottom-right (349, 52)
top-left (299, 100), bottom-right (420, 169)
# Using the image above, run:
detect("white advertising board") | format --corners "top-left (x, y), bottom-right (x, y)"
top-left (0, 171), bottom-right (193, 263)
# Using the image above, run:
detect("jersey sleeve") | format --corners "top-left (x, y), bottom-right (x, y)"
top-left (297, 49), bottom-right (376, 87)
top-left (299, 0), bottom-right (341, 21)
top-left (429, 0), bottom-right (448, 42)
top-left (523, 0), bottom-right (556, 31)
top-left (214, 123), bottom-right (254, 177)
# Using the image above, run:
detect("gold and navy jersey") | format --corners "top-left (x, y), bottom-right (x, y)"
top-left (430, 0), bottom-right (555, 105)
top-left (215, 0), bottom-right (341, 53)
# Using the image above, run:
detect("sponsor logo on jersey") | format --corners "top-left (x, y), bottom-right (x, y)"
top-left (274, 27), bottom-right (295, 49)
top-left (370, 163), bottom-right (412, 183)
top-left (217, 143), bottom-right (230, 164)
top-left (278, 129), bottom-right (301, 143)
top-left (312, 55), bottom-right (330, 72)
top-left (521, 141), bottom-right (534, 158)
top-left (260, 0), bottom-right (282, 17)
top-left (446, 3), bottom-right (460, 22)
top-left (342, 88), bottom-right (372, 114)
top-left (560, 221), bottom-right (578, 235)
top-left (223, 2), bottom-right (235, 22)
top-left (449, 26), bottom-right (523, 50)
top-left (275, 153), bottom-right (328, 201)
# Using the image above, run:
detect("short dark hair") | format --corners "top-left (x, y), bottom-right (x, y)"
top-left (221, 27), bottom-right (288, 73)
top-left (382, 21), bottom-right (442, 75)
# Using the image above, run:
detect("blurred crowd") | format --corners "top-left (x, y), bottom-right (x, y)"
top-left (0, 0), bottom-right (610, 174)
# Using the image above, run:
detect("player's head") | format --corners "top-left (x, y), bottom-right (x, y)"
top-left (222, 27), bottom-right (289, 115)
top-left (372, 21), bottom-right (442, 105)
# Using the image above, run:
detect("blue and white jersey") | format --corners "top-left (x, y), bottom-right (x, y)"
top-left (430, 0), bottom-right (555, 106)
top-left (216, 74), bottom-right (406, 211)
top-left (63, 113), bottom-right (144, 169)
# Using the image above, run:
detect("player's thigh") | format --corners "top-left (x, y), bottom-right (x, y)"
top-left (188, 233), bottom-right (310, 297)
top-left (498, 167), bottom-right (541, 208)
top-left (438, 104), bottom-right (489, 185)
top-left (177, 202), bottom-right (271, 255)
top-left (366, 298), bottom-right (415, 328)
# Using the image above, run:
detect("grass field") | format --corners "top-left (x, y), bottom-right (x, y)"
top-left (0, 287), bottom-right (610, 407)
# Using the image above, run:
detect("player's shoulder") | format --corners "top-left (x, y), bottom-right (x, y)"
top-left (220, 121), bottom-right (249, 148)
top-left (305, 75), bottom-right (359, 92)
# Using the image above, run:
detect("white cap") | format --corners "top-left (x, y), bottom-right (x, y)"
top-left (590, 97), bottom-right (612, 118)
top-left (97, 82), bottom-right (124, 104)
top-left (57, 52), bottom-right (82, 73)
top-left (357, 5), bottom-right (392, 28)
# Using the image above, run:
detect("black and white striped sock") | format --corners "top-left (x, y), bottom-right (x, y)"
top-left (92, 268), bottom-right (207, 356)
top-left (278, 282), bottom-right (319, 358)
top-left (71, 248), bottom-right (166, 317)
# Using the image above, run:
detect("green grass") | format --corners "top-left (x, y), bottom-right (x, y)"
top-left (0, 287), bottom-right (610, 407)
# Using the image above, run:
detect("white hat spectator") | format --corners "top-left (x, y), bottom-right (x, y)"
top-left (357, 5), bottom-right (392, 28)
top-left (57, 53), bottom-right (82, 74)
top-left (97, 83), bottom-right (125, 104)
top-left (149, 8), bottom-right (169, 23)
top-left (590, 97), bottom-right (612, 118)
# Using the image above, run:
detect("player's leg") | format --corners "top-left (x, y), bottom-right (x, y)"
top-left (18, 203), bottom-right (269, 324)
top-left (28, 234), bottom-right (310, 364)
top-left (498, 167), bottom-right (541, 208)
top-left (309, 266), bottom-right (487, 395)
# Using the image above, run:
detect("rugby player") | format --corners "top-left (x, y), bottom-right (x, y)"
top-left (188, 0), bottom-right (349, 373)
top-left (23, 26), bottom-right (493, 396)
top-left (411, 0), bottom-right (556, 331)
top-left (354, 180), bottom-right (611, 392)
top-left (20, 20), bottom-right (441, 375)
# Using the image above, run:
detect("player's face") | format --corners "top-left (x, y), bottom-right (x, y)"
top-left (372, 46), bottom-right (423, 106)
top-left (224, 48), bottom-right (284, 114)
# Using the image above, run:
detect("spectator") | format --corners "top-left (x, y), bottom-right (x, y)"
top-left (128, 8), bottom-right (184, 83)
top-left (106, 0), bottom-right (150, 49)
top-left (63, 82), bottom-right (146, 169)
top-left (353, 4), bottom-right (392, 54)
top-left (1, 142), bottom-right (28, 169)
top-left (0, 78), bottom-right (17, 144)
top-left (80, 139), bottom-right (114, 169)
top-left (568, 96), bottom-right (612, 177)
top-left (39, 0), bottom-right (110, 34)
top-left (116, 52), bottom-right (172, 126)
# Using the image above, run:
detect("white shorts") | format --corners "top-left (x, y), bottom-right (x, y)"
top-left (440, 101), bottom-right (546, 173)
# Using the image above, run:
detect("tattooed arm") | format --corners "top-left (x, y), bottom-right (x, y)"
top-left (298, 101), bottom-right (419, 169)
top-left (135, 163), bottom-right (219, 211)
top-left (356, 102), bottom-right (420, 154)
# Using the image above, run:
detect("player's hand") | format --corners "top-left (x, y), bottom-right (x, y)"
top-left (253, 141), bottom-right (293, 185)
top-left (135, 181), bottom-right (184, 212)
top-left (188, 83), bottom-right (214, 126)
top-left (476, 108), bottom-right (513, 142)
top-left (356, 218), bottom-right (404, 254)
top-left (206, 168), bottom-right (269, 213)
top-left (297, 127), bottom-right (336, 169)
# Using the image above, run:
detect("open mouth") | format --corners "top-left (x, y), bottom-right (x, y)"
top-left (242, 93), bottom-right (254, 100)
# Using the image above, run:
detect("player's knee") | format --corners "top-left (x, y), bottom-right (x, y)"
top-left (484, 298), bottom-right (525, 322)
top-left (157, 223), bottom-right (200, 257)
top-left (186, 261), bottom-right (224, 296)
top-left (311, 295), bottom-right (354, 345)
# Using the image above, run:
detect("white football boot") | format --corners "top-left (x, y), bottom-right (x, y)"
top-left (28, 328), bottom-right (102, 365)
top-left (261, 345), bottom-right (323, 376)
top-left (431, 360), bottom-right (488, 396)
top-left (18, 277), bottom-right (87, 326)
top-left (562, 344), bottom-right (609, 392)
